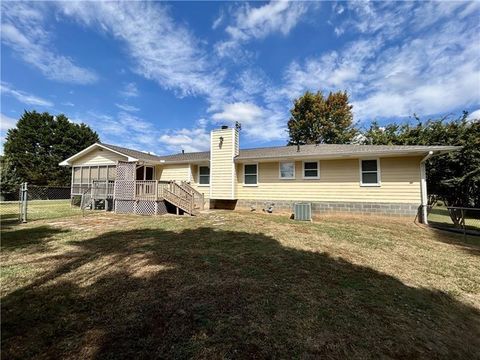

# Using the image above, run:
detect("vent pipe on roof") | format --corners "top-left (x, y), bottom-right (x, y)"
top-left (297, 143), bottom-right (300, 152)
top-left (182, 149), bottom-right (185, 154)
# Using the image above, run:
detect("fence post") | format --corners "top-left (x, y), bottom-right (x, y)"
top-left (21, 182), bottom-right (28, 223)
top-left (461, 208), bottom-right (466, 239)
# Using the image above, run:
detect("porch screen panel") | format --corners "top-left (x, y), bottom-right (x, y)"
top-left (90, 166), bottom-right (99, 181)
top-left (99, 166), bottom-right (107, 180)
top-left (107, 166), bottom-right (116, 180)
top-left (81, 167), bottom-right (90, 183)
top-left (73, 167), bottom-right (81, 182)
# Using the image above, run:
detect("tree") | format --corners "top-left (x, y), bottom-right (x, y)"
top-left (362, 113), bottom-right (480, 215)
top-left (2, 111), bottom-right (99, 189)
top-left (287, 91), bottom-right (357, 145)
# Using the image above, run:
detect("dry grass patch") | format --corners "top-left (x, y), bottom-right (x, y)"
top-left (1, 209), bottom-right (479, 359)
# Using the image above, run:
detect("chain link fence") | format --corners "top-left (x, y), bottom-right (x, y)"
top-left (428, 205), bottom-right (480, 236)
top-left (1, 183), bottom-right (79, 224)
top-left (0, 184), bottom-right (22, 224)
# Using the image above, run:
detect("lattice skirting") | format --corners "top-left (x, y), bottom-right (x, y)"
top-left (115, 200), bottom-right (167, 215)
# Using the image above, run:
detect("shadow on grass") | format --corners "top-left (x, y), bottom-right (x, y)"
top-left (1, 225), bottom-right (69, 251)
top-left (2, 227), bottom-right (479, 358)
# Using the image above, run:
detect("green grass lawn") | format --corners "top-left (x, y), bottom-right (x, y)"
top-left (1, 204), bottom-right (479, 359)
top-left (429, 206), bottom-right (480, 232)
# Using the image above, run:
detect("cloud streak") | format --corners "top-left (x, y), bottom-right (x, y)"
top-left (1, 2), bottom-right (98, 84)
top-left (58, 1), bottom-right (227, 104)
top-left (215, 1), bottom-right (311, 58)
top-left (1, 82), bottom-right (54, 107)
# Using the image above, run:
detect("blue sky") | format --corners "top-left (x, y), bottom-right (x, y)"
top-left (1, 1), bottom-right (479, 155)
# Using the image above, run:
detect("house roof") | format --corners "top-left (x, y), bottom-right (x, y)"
top-left (156, 144), bottom-right (460, 163)
top-left (60, 141), bottom-right (461, 166)
top-left (235, 144), bottom-right (461, 161)
top-left (99, 143), bottom-right (164, 163)
top-left (156, 151), bottom-right (210, 163)
top-left (59, 142), bottom-right (164, 166)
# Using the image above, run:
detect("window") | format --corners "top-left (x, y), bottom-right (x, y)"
top-left (244, 164), bottom-right (258, 185)
top-left (303, 161), bottom-right (319, 179)
top-left (360, 159), bottom-right (380, 186)
top-left (136, 166), bottom-right (155, 180)
top-left (198, 166), bottom-right (210, 185)
top-left (279, 162), bottom-right (295, 179)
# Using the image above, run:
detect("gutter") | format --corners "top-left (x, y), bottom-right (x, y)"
top-left (419, 151), bottom-right (434, 225)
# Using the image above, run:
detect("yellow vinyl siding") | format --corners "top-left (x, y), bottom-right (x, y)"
top-left (235, 157), bottom-right (422, 203)
top-left (189, 164), bottom-right (210, 199)
top-left (210, 128), bottom-right (236, 199)
top-left (157, 164), bottom-right (190, 181)
top-left (71, 148), bottom-right (127, 166)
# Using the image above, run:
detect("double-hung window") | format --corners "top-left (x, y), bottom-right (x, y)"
top-left (303, 161), bottom-right (319, 179)
top-left (279, 162), bottom-right (295, 179)
top-left (198, 166), bottom-right (210, 185)
top-left (244, 164), bottom-right (258, 186)
top-left (360, 159), bottom-right (380, 186)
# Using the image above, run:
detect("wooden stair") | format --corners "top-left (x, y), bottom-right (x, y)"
top-left (163, 181), bottom-right (205, 216)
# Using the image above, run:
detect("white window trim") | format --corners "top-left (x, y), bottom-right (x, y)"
top-left (279, 161), bottom-right (296, 180)
top-left (359, 158), bottom-right (381, 187)
top-left (302, 160), bottom-right (320, 179)
top-left (198, 165), bottom-right (210, 187)
top-left (243, 163), bottom-right (258, 187)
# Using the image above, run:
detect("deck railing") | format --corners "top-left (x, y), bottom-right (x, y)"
top-left (92, 180), bottom-right (115, 198)
top-left (134, 181), bottom-right (170, 201)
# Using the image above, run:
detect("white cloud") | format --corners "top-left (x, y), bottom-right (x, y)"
top-left (215, 1), bottom-right (311, 58)
top-left (279, 2), bottom-right (480, 122)
top-left (212, 102), bottom-right (263, 123)
top-left (1, 113), bottom-right (17, 131)
top-left (115, 103), bottom-right (139, 112)
top-left (1, 82), bottom-right (54, 107)
top-left (1, 2), bottom-right (97, 84)
top-left (211, 102), bottom-right (285, 141)
top-left (212, 10), bottom-right (224, 30)
top-left (119, 82), bottom-right (139, 98)
top-left (58, 1), bottom-right (227, 102)
top-left (62, 102), bottom-right (75, 107)
top-left (159, 126), bottom-right (211, 153)
top-left (468, 109), bottom-right (480, 121)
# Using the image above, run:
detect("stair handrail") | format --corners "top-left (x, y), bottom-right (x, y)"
top-left (166, 181), bottom-right (194, 214)
top-left (163, 188), bottom-right (192, 214)
top-left (179, 181), bottom-right (205, 210)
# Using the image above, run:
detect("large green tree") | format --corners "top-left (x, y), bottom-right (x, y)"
top-left (362, 113), bottom-right (480, 209)
top-left (2, 111), bottom-right (99, 188)
top-left (287, 91), bottom-right (357, 145)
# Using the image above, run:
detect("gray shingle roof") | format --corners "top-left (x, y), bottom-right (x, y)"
top-left (100, 143), bottom-right (164, 163)
top-left (236, 144), bottom-right (460, 160)
top-left (156, 151), bottom-right (210, 162)
top-left (101, 143), bottom-right (460, 164)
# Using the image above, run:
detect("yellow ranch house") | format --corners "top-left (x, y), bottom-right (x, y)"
top-left (60, 126), bottom-right (459, 223)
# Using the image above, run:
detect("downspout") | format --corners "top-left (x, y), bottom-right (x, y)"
top-left (420, 151), bottom-right (434, 224)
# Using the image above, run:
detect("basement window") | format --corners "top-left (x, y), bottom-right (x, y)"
top-left (360, 159), bottom-right (381, 186)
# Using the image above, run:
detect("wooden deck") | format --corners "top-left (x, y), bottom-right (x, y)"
top-left (111, 180), bottom-right (205, 215)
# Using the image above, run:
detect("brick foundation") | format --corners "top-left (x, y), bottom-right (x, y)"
top-left (235, 199), bottom-right (420, 217)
